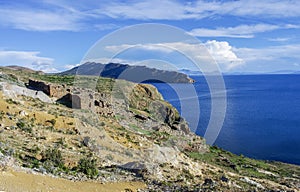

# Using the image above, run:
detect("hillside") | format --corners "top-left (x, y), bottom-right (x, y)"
top-left (0, 66), bottom-right (299, 192)
top-left (59, 62), bottom-right (195, 83)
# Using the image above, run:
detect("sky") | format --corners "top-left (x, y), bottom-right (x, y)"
top-left (0, 0), bottom-right (300, 73)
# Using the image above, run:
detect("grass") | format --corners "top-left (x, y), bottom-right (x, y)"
top-left (185, 145), bottom-right (300, 182)
top-left (0, 67), bottom-right (116, 94)
top-left (34, 75), bottom-right (75, 86)
top-left (36, 74), bottom-right (115, 93)
top-left (128, 123), bottom-right (152, 135)
top-left (16, 119), bottom-right (33, 133)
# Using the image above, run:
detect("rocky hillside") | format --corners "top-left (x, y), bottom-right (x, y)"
top-left (0, 66), bottom-right (299, 192)
top-left (59, 62), bottom-right (195, 83)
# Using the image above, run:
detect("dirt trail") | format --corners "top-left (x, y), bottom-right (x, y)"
top-left (0, 170), bottom-right (146, 192)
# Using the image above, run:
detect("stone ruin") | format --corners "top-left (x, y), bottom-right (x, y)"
top-left (28, 79), bottom-right (67, 98)
top-left (27, 79), bottom-right (114, 116)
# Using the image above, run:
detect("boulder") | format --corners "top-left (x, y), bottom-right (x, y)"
top-left (0, 82), bottom-right (53, 103)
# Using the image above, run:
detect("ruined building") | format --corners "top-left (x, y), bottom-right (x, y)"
top-left (27, 79), bottom-right (114, 116)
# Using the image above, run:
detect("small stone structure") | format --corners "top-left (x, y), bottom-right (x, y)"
top-left (28, 79), bottom-right (68, 98)
top-left (28, 79), bottom-right (114, 116)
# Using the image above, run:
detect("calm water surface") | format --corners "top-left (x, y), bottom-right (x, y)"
top-left (152, 75), bottom-right (300, 165)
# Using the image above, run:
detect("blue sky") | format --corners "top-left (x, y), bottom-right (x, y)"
top-left (0, 0), bottom-right (300, 73)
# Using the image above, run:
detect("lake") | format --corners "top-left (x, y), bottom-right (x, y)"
top-left (151, 75), bottom-right (300, 165)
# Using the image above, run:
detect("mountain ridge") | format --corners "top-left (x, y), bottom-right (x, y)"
top-left (59, 62), bottom-right (195, 83)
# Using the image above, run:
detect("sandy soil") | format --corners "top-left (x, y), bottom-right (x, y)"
top-left (0, 170), bottom-right (146, 192)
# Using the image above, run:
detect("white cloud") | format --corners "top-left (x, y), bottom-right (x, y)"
top-left (1, 1), bottom-right (300, 31)
top-left (97, 0), bottom-right (300, 20)
top-left (97, 0), bottom-right (200, 20)
top-left (235, 44), bottom-right (300, 62)
top-left (204, 40), bottom-right (244, 70)
top-left (0, 51), bottom-right (58, 72)
top-left (93, 24), bottom-right (120, 31)
top-left (0, 7), bottom-right (83, 31)
top-left (104, 41), bottom-right (244, 71)
top-left (267, 37), bottom-right (291, 42)
top-left (231, 44), bottom-right (300, 72)
top-left (84, 57), bottom-right (135, 65)
top-left (76, 42), bottom-right (300, 72)
top-left (64, 64), bottom-right (80, 70)
top-left (189, 24), bottom-right (298, 38)
top-left (215, 0), bottom-right (300, 18)
top-left (105, 44), bottom-right (172, 53)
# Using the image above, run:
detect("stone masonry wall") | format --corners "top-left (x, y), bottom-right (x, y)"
top-left (28, 79), bottom-right (114, 116)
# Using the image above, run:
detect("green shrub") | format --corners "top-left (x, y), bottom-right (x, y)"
top-left (16, 120), bottom-right (32, 133)
top-left (16, 121), bottom-right (25, 129)
top-left (77, 157), bottom-right (98, 178)
top-left (5, 98), bottom-right (19, 105)
top-left (43, 147), bottom-right (64, 168)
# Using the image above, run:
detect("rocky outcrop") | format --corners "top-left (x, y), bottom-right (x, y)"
top-left (0, 82), bottom-right (53, 103)
top-left (129, 84), bottom-right (190, 134)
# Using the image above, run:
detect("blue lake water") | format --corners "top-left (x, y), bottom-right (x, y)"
top-left (151, 75), bottom-right (300, 165)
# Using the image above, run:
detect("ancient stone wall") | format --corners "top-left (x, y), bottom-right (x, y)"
top-left (70, 88), bottom-right (113, 116)
top-left (28, 79), bottom-right (68, 98)
top-left (28, 79), bottom-right (114, 116)
top-left (28, 79), bottom-right (50, 95)
top-left (49, 84), bottom-right (68, 98)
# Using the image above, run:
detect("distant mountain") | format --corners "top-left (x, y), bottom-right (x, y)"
top-left (59, 62), bottom-right (195, 83)
top-left (265, 70), bottom-right (300, 75)
top-left (180, 69), bottom-right (300, 76)
top-left (179, 69), bottom-right (223, 76)
top-left (179, 69), bottom-right (203, 76)
top-left (4, 65), bottom-right (44, 74)
top-left (293, 71), bottom-right (300, 74)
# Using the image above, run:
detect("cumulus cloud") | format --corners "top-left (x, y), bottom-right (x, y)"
top-left (86, 41), bottom-right (300, 72)
top-left (204, 40), bottom-right (244, 70)
top-left (0, 51), bottom-right (58, 73)
top-left (104, 41), bottom-right (244, 71)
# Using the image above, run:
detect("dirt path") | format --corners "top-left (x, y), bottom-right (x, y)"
top-left (0, 170), bottom-right (146, 192)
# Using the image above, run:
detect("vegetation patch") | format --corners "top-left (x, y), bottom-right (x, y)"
top-left (76, 157), bottom-right (99, 178)
top-left (16, 119), bottom-right (33, 133)
top-left (185, 145), bottom-right (300, 183)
